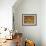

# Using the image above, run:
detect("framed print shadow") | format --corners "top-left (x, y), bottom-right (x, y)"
top-left (22, 14), bottom-right (37, 26)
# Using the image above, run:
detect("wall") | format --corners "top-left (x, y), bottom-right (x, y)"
top-left (13, 0), bottom-right (41, 46)
top-left (0, 0), bottom-right (17, 38)
top-left (41, 0), bottom-right (46, 46)
top-left (0, 0), bottom-right (16, 30)
top-left (0, 0), bottom-right (46, 46)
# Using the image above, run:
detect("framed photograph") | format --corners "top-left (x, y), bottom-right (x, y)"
top-left (22, 14), bottom-right (37, 26)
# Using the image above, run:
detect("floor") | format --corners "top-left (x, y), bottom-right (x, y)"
top-left (0, 39), bottom-right (16, 46)
top-left (0, 33), bottom-right (23, 46)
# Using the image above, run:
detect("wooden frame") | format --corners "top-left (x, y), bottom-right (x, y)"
top-left (22, 14), bottom-right (37, 26)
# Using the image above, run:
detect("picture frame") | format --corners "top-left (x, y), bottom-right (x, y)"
top-left (22, 14), bottom-right (37, 26)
